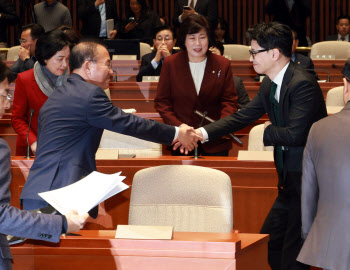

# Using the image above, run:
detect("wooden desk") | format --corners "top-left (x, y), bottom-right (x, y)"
top-left (11, 230), bottom-right (269, 270)
top-left (11, 157), bottom-right (278, 233)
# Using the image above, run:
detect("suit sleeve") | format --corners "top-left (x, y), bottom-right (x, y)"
top-left (86, 87), bottom-right (176, 145)
top-left (203, 91), bottom-right (266, 141)
top-left (0, 140), bottom-right (62, 243)
top-left (11, 75), bottom-right (37, 146)
top-left (263, 79), bottom-right (322, 147)
top-left (301, 125), bottom-right (319, 239)
top-left (172, 0), bottom-right (183, 27)
top-left (233, 76), bottom-right (250, 109)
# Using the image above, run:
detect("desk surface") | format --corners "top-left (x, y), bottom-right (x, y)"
top-left (11, 230), bottom-right (269, 270)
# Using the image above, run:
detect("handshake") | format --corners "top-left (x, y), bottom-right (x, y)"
top-left (172, 124), bottom-right (204, 154)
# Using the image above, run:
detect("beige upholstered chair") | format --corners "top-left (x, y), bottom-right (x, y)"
top-left (6, 45), bottom-right (20, 61)
top-left (140, 42), bottom-right (152, 58)
top-left (128, 165), bottom-right (233, 233)
top-left (223, 44), bottom-right (250, 60)
top-left (310, 41), bottom-right (350, 60)
top-left (326, 86), bottom-right (345, 114)
top-left (248, 124), bottom-right (274, 151)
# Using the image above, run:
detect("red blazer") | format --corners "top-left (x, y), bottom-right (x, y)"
top-left (155, 50), bottom-right (238, 153)
top-left (11, 69), bottom-right (48, 156)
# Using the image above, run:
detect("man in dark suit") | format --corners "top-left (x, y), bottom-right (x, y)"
top-left (0, 61), bottom-right (88, 270)
top-left (20, 41), bottom-right (199, 212)
top-left (136, 26), bottom-right (177, 82)
top-left (191, 22), bottom-right (327, 270)
top-left (326, 15), bottom-right (350, 42)
top-left (77, 0), bottom-right (119, 39)
top-left (172, 0), bottom-right (217, 30)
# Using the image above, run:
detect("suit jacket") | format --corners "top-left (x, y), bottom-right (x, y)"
top-left (326, 34), bottom-right (350, 41)
top-left (20, 73), bottom-right (175, 205)
top-left (233, 76), bottom-right (250, 109)
top-left (11, 69), bottom-right (48, 156)
top-left (9, 57), bottom-right (36, 78)
top-left (203, 61), bottom-right (327, 190)
top-left (297, 102), bottom-right (350, 270)
top-left (78, 0), bottom-right (119, 38)
top-left (293, 53), bottom-right (319, 80)
top-left (155, 50), bottom-right (238, 153)
top-left (0, 0), bottom-right (18, 43)
top-left (0, 139), bottom-right (62, 270)
top-left (136, 51), bottom-right (162, 82)
top-left (172, 0), bottom-right (218, 29)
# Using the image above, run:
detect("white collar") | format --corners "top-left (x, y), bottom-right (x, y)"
top-left (272, 62), bottom-right (290, 87)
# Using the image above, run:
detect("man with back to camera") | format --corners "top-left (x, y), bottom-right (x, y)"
top-left (20, 41), bottom-right (200, 213)
top-left (0, 61), bottom-right (88, 270)
top-left (326, 15), bottom-right (350, 41)
top-left (184, 22), bottom-right (327, 270)
top-left (297, 59), bottom-right (350, 270)
top-left (10, 24), bottom-right (45, 77)
top-left (136, 25), bottom-right (177, 82)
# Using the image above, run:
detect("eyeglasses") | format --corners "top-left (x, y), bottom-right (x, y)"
top-left (156, 36), bottom-right (173, 42)
top-left (1, 92), bottom-right (11, 101)
top-left (87, 59), bottom-right (112, 70)
top-left (249, 48), bottom-right (270, 60)
top-left (18, 39), bottom-right (27, 44)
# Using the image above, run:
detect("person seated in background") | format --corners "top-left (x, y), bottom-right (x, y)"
top-left (33, 0), bottom-right (72, 32)
top-left (213, 17), bottom-right (233, 44)
top-left (136, 26), bottom-right (177, 82)
top-left (77, 0), bottom-right (119, 40)
top-left (209, 42), bottom-right (250, 109)
top-left (9, 24), bottom-right (45, 78)
top-left (0, 60), bottom-right (88, 270)
top-left (118, 0), bottom-right (162, 46)
top-left (291, 30), bottom-right (319, 80)
top-left (326, 15), bottom-right (350, 41)
top-left (155, 14), bottom-right (238, 157)
top-left (11, 29), bottom-right (70, 156)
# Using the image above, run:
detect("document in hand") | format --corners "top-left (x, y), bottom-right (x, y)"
top-left (38, 171), bottom-right (129, 215)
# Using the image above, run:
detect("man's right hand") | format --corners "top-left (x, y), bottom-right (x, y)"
top-left (18, 47), bottom-right (30, 61)
top-left (65, 211), bottom-right (89, 233)
top-left (173, 124), bottom-right (201, 154)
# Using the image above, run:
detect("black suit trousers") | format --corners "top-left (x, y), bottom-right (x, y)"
top-left (260, 187), bottom-right (310, 270)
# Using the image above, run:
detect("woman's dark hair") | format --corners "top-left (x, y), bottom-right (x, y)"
top-left (177, 14), bottom-right (212, 51)
top-left (56, 25), bottom-right (82, 49)
top-left (126, 0), bottom-right (148, 17)
top-left (246, 22), bottom-right (293, 58)
top-left (35, 29), bottom-right (71, 66)
top-left (0, 61), bottom-right (14, 83)
top-left (215, 18), bottom-right (231, 42)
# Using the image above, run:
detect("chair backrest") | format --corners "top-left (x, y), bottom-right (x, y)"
top-left (326, 86), bottom-right (344, 106)
top-left (310, 41), bottom-right (350, 60)
top-left (6, 46), bottom-right (20, 61)
top-left (223, 44), bottom-right (250, 60)
top-left (248, 124), bottom-right (274, 151)
top-left (140, 42), bottom-right (152, 58)
top-left (129, 165), bottom-right (233, 233)
top-left (99, 129), bottom-right (162, 157)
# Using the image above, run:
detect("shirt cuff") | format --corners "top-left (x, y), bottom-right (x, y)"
top-left (178, 14), bottom-right (183, 23)
top-left (173, 126), bottom-right (179, 141)
top-left (151, 59), bottom-right (159, 69)
top-left (199, 127), bottom-right (209, 143)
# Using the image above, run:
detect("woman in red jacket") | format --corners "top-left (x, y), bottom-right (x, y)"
top-left (11, 29), bottom-right (70, 156)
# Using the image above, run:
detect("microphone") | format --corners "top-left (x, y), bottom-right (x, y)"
top-left (304, 69), bottom-right (330, 82)
top-left (193, 111), bottom-right (208, 159)
top-left (25, 108), bottom-right (34, 159)
top-left (194, 110), bottom-right (243, 145)
top-left (332, 64), bottom-right (343, 70)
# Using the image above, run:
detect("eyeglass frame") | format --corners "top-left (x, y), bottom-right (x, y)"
top-left (1, 90), bottom-right (11, 101)
top-left (18, 39), bottom-right (27, 44)
top-left (86, 59), bottom-right (112, 70)
top-left (249, 48), bottom-right (270, 60)
top-left (155, 36), bottom-right (173, 42)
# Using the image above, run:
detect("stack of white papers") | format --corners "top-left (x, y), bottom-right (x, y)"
top-left (38, 171), bottom-right (128, 215)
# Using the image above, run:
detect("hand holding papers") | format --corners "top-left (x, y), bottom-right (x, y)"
top-left (39, 171), bottom-right (129, 215)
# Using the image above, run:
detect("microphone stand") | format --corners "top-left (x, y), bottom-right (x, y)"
top-left (192, 111), bottom-right (208, 159)
top-left (25, 109), bottom-right (34, 159)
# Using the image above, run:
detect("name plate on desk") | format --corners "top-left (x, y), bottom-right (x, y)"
top-left (238, 150), bottom-right (274, 161)
top-left (142, 76), bottom-right (159, 82)
top-left (116, 225), bottom-right (173, 240)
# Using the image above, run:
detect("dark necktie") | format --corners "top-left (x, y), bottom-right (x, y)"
top-left (341, 37), bottom-right (345, 41)
top-left (189, 0), bottom-right (194, 8)
top-left (269, 81), bottom-right (284, 176)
